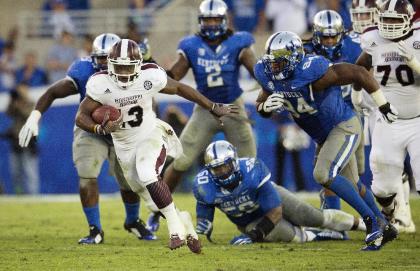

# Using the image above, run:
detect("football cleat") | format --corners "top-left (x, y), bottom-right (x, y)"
top-left (168, 234), bottom-right (185, 250)
top-left (186, 234), bottom-right (202, 254)
top-left (381, 222), bottom-right (398, 246)
top-left (146, 212), bottom-right (161, 233)
top-left (124, 218), bottom-right (157, 240)
top-left (78, 225), bottom-right (104, 245)
top-left (306, 229), bottom-right (348, 241)
top-left (362, 216), bottom-right (384, 251)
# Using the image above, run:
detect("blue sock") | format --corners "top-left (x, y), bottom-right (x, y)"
top-left (324, 195), bottom-right (341, 210)
top-left (329, 176), bottom-right (378, 231)
top-left (357, 181), bottom-right (385, 220)
top-left (83, 205), bottom-right (101, 230)
top-left (124, 202), bottom-right (140, 225)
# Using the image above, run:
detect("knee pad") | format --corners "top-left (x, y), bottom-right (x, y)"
top-left (79, 177), bottom-right (97, 188)
top-left (74, 157), bottom-right (102, 179)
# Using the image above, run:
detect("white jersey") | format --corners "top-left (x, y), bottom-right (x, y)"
top-left (86, 63), bottom-right (167, 152)
top-left (361, 27), bottom-right (420, 119)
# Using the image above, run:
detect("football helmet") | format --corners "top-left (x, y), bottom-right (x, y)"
top-left (204, 140), bottom-right (242, 190)
top-left (262, 31), bottom-right (305, 80)
top-left (138, 38), bottom-right (152, 61)
top-left (378, 0), bottom-right (414, 39)
top-left (312, 10), bottom-right (345, 60)
top-left (108, 39), bottom-right (143, 89)
top-left (350, 0), bottom-right (379, 34)
top-left (198, 0), bottom-right (228, 40)
top-left (91, 33), bottom-right (121, 70)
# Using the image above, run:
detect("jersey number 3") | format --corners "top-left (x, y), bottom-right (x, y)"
top-left (377, 64), bottom-right (414, 86)
top-left (206, 64), bottom-right (224, 87)
top-left (121, 105), bottom-right (143, 128)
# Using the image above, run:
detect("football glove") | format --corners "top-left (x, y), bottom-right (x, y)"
top-left (257, 93), bottom-right (285, 113)
top-left (378, 102), bottom-right (398, 123)
top-left (19, 110), bottom-right (42, 147)
top-left (230, 234), bottom-right (253, 245)
top-left (196, 219), bottom-right (213, 242)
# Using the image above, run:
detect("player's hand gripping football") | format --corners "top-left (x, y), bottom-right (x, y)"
top-left (210, 103), bottom-right (240, 125)
top-left (19, 110), bottom-right (42, 147)
top-left (94, 110), bottom-right (123, 135)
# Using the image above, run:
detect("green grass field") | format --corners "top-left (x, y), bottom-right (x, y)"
top-left (1, 193), bottom-right (419, 271)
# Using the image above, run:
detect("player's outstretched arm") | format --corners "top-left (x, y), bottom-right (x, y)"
top-left (313, 63), bottom-right (398, 123)
top-left (18, 78), bottom-right (78, 147)
top-left (160, 77), bottom-right (239, 118)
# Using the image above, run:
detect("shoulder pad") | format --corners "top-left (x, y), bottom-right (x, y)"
top-left (233, 31), bottom-right (255, 47)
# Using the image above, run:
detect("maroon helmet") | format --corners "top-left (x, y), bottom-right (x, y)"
top-left (108, 39), bottom-right (143, 88)
top-left (350, 0), bottom-right (379, 33)
top-left (377, 0), bottom-right (414, 39)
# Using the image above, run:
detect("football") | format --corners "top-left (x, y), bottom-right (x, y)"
top-left (91, 105), bottom-right (120, 124)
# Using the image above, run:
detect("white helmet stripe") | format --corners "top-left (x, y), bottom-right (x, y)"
top-left (360, 0), bottom-right (366, 7)
top-left (121, 39), bottom-right (128, 58)
top-left (389, 0), bottom-right (398, 11)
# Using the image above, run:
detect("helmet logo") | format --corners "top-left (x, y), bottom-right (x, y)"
top-left (413, 41), bottom-right (420, 50)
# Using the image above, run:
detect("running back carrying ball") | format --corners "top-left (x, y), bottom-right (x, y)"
top-left (92, 105), bottom-right (121, 124)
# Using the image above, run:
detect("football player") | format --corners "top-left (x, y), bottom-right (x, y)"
top-left (75, 39), bottom-right (238, 253)
top-left (194, 140), bottom-right (367, 245)
top-left (18, 33), bottom-right (156, 244)
top-left (149, 0), bottom-right (258, 233)
top-left (254, 31), bottom-right (398, 250)
top-left (353, 0), bottom-right (419, 233)
top-left (304, 10), bottom-right (367, 214)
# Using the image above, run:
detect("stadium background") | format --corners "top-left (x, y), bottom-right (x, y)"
top-left (0, 0), bottom-right (376, 194)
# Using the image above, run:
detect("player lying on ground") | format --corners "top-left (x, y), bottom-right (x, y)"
top-left (194, 140), bottom-right (366, 245)
top-left (75, 39), bottom-right (238, 253)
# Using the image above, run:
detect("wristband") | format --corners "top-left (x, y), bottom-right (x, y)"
top-left (370, 89), bottom-right (387, 107)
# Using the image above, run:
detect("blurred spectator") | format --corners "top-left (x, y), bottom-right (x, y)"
top-left (15, 51), bottom-right (48, 87)
top-left (44, 0), bottom-right (75, 38)
top-left (326, 0), bottom-right (352, 30)
top-left (128, 0), bottom-right (154, 37)
top-left (78, 34), bottom-right (94, 58)
top-left (265, 0), bottom-right (307, 35)
top-left (4, 85), bottom-right (40, 194)
top-left (0, 42), bottom-right (17, 93)
top-left (46, 31), bottom-right (78, 83)
top-left (275, 112), bottom-right (311, 191)
top-left (43, 0), bottom-right (90, 10)
top-left (225, 0), bottom-right (266, 33)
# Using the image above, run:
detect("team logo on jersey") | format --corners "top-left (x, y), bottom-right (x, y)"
top-left (267, 81), bottom-right (275, 91)
top-left (144, 80), bottom-right (153, 90)
top-left (104, 88), bottom-right (111, 94)
top-left (198, 48), bottom-right (205, 56)
top-left (413, 41), bottom-right (420, 49)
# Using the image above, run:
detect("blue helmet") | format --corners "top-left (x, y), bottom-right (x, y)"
top-left (198, 0), bottom-right (228, 40)
top-left (204, 140), bottom-right (242, 190)
top-left (91, 33), bottom-right (121, 70)
top-left (262, 31), bottom-right (305, 80)
top-left (312, 10), bottom-right (345, 60)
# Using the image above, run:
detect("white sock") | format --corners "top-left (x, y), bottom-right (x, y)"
top-left (160, 202), bottom-right (186, 239)
top-left (321, 209), bottom-right (355, 231)
top-left (178, 210), bottom-right (198, 239)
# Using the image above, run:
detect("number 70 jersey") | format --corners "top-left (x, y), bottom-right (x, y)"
top-left (86, 64), bottom-right (167, 151)
top-left (361, 27), bottom-right (420, 119)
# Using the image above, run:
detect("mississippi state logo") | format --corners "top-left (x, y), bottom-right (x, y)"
top-left (413, 41), bottom-right (420, 49)
top-left (144, 80), bottom-right (153, 90)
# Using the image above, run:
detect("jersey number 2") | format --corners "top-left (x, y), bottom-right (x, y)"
top-left (206, 64), bottom-right (224, 87)
top-left (377, 65), bottom-right (414, 86)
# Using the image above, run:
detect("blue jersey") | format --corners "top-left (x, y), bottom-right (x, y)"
top-left (66, 56), bottom-right (96, 102)
top-left (304, 34), bottom-right (362, 108)
top-left (193, 158), bottom-right (282, 227)
top-left (178, 32), bottom-right (254, 103)
top-left (254, 55), bottom-right (355, 144)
